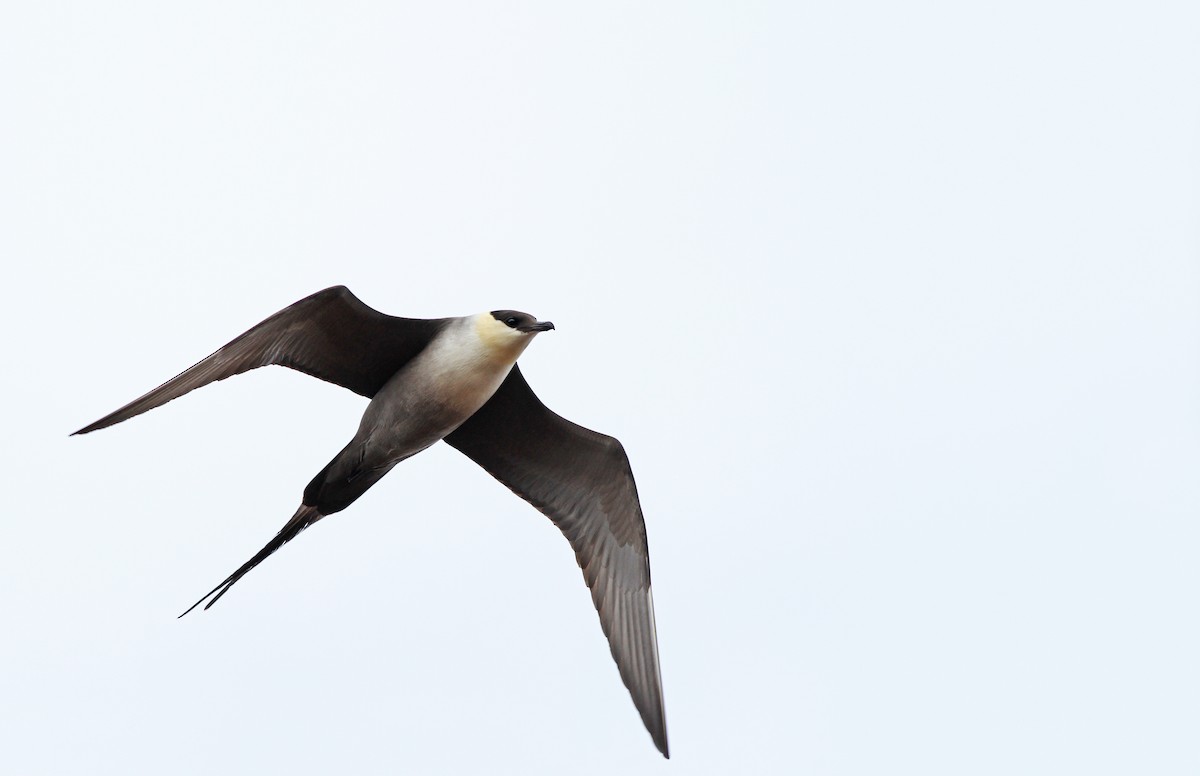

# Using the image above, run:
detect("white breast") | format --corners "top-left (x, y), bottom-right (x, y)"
top-left (414, 314), bottom-right (533, 412)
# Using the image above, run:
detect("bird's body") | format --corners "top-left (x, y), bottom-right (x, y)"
top-left (307, 313), bottom-right (535, 514)
top-left (73, 288), bottom-right (668, 757)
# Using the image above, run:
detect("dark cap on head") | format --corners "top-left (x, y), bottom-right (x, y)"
top-left (491, 310), bottom-right (555, 333)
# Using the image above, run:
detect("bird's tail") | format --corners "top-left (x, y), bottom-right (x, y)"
top-left (179, 504), bottom-right (324, 618)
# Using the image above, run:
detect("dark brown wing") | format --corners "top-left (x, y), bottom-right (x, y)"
top-left (444, 365), bottom-right (669, 757)
top-left (74, 286), bottom-right (448, 435)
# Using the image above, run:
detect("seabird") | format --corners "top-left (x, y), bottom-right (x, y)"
top-left (73, 286), bottom-right (668, 757)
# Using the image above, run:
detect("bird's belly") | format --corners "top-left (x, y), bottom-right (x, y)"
top-left (363, 359), bottom-right (514, 459)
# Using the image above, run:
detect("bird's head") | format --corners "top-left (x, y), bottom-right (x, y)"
top-left (475, 310), bottom-right (555, 356)
top-left (489, 310), bottom-right (556, 334)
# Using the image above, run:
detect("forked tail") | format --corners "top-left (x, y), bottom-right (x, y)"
top-left (179, 504), bottom-right (324, 617)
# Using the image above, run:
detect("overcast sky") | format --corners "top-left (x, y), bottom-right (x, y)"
top-left (3, 2), bottom-right (1200, 774)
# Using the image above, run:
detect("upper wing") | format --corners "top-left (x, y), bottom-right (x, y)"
top-left (443, 365), bottom-right (669, 757)
top-left (74, 286), bottom-right (448, 435)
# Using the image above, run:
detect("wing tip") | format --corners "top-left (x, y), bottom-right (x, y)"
top-left (72, 415), bottom-right (124, 435)
top-left (645, 700), bottom-right (669, 757)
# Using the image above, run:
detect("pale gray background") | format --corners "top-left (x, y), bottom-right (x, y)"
top-left (3, 2), bottom-right (1199, 774)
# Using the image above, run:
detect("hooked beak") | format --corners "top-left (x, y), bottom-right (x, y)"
top-left (518, 321), bottom-right (555, 333)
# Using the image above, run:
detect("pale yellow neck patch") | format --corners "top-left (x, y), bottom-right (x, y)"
top-left (473, 313), bottom-right (530, 360)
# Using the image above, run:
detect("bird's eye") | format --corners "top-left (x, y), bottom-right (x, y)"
top-left (505, 317), bottom-right (519, 328)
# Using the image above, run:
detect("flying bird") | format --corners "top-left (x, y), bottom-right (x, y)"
top-left (73, 286), bottom-right (668, 757)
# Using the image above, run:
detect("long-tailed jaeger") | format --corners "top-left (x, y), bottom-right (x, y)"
top-left (73, 286), bottom-right (668, 757)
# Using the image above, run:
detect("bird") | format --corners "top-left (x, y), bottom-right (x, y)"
top-left (72, 285), bottom-right (668, 757)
